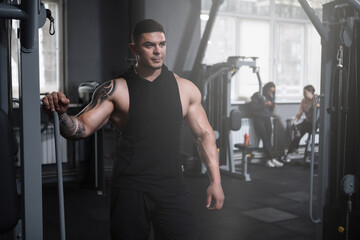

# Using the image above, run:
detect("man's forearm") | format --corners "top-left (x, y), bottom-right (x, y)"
top-left (59, 113), bottom-right (87, 139)
top-left (195, 132), bottom-right (221, 184)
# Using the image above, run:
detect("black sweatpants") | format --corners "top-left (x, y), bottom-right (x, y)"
top-left (253, 116), bottom-right (273, 159)
top-left (287, 120), bottom-right (313, 154)
top-left (110, 187), bottom-right (197, 240)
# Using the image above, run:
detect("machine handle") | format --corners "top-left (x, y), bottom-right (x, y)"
top-left (309, 94), bottom-right (323, 224)
top-left (53, 111), bottom-right (66, 240)
top-left (12, 98), bottom-right (66, 239)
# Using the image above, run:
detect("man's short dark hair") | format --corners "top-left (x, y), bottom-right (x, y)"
top-left (132, 19), bottom-right (165, 43)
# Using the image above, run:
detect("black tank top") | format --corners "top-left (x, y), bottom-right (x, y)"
top-left (112, 65), bottom-right (184, 193)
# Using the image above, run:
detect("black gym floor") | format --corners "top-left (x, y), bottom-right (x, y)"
top-left (43, 156), bottom-right (319, 240)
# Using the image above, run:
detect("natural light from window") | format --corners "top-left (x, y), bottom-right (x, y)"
top-left (201, 0), bottom-right (322, 103)
top-left (11, 0), bottom-right (63, 99)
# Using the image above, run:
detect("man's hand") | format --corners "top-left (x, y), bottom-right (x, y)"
top-left (42, 91), bottom-right (70, 117)
top-left (206, 182), bottom-right (225, 210)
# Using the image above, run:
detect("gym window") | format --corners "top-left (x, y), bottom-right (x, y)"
top-left (201, 0), bottom-right (322, 103)
top-left (11, 0), bottom-right (64, 98)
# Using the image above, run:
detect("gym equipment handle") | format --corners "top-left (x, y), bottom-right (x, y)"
top-left (13, 98), bottom-right (66, 239)
top-left (52, 111), bottom-right (66, 240)
top-left (309, 94), bottom-right (323, 224)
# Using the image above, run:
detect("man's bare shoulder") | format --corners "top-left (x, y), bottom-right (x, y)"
top-left (114, 77), bottom-right (127, 88)
top-left (173, 73), bottom-right (199, 93)
top-left (93, 78), bottom-right (126, 96)
top-left (108, 77), bottom-right (126, 92)
top-left (90, 78), bottom-right (128, 106)
top-left (173, 73), bottom-right (201, 106)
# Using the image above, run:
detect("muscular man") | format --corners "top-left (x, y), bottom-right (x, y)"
top-left (42, 19), bottom-right (224, 240)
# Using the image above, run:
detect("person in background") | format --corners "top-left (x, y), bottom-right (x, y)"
top-left (282, 85), bottom-right (319, 162)
top-left (250, 82), bottom-right (283, 168)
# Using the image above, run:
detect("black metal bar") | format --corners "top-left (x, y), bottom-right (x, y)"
top-left (18, 1), bottom-right (43, 239)
top-left (255, 69), bottom-right (262, 96)
top-left (0, 3), bottom-right (27, 20)
top-left (53, 111), bottom-right (66, 240)
top-left (298, 0), bottom-right (329, 42)
top-left (20, 41), bottom-right (43, 240)
top-left (20, 0), bottom-right (38, 52)
top-left (346, 0), bottom-right (360, 12)
top-left (190, 0), bottom-right (224, 84)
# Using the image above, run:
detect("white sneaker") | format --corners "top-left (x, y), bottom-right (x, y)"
top-left (272, 159), bottom-right (284, 167)
top-left (282, 156), bottom-right (291, 163)
top-left (266, 160), bottom-right (275, 167)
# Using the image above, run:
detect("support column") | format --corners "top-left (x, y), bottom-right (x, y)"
top-left (19, 0), bottom-right (43, 238)
top-left (1, 0), bottom-right (45, 238)
top-left (20, 35), bottom-right (43, 240)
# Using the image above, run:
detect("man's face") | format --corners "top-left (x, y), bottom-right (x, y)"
top-left (131, 32), bottom-right (166, 70)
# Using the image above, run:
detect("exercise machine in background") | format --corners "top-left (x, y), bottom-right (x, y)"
top-left (199, 56), bottom-right (262, 181)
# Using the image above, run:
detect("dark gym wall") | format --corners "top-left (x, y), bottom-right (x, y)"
top-left (99, 1), bottom-right (132, 80)
top-left (66, 0), bottom-right (102, 102)
top-left (65, 0), bottom-right (200, 102)
top-left (66, 0), bottom-right (131, 102)
top-left (0, 18), bottom-right (9, 112)
top-left (138, 0), bottom-right (201, 76)
top-left (129, 0), bottom-right (201, 76)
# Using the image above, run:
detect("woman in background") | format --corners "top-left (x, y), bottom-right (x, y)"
top-left (250, 82), bottom-right (283, 168)
top-left (282, 85), bottom-right (318, 162)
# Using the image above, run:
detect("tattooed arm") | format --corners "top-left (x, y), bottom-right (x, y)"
top-left (42, 80), bottom-right (117, 140)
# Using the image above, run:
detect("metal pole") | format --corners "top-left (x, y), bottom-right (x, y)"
top-left (94, 131), bottom-right (98, 189)
top-left (298, 0), bottom-right (329, 42)
top-left (309, 95), bottom-right (322, 224)
top-left (190, 0), bottom-right (224, 84)
top-left (255, 69), bottom-right (262, 96)
top-left (53, 111), bottom-right (66, 240)
top-left (0, 3), bottom-right (27, 20)
top-left (316, 27), bottom-right (334, 240)
top-left (20, 42), bottom-right (43, 240)
top-left (346, 0), bottom-right (360, 12)
top-left (19, 0), bottom-right (43, 239)
top-left (2, 1), bottom-right (48, 238)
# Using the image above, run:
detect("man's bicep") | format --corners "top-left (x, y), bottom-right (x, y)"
top-left (79, 101), bottom-right (114, 133)
top-left (181, 78), bottom-right (214, 138)
top-left (186, 101), bottom-right (213, 139)
top-left (77, 80), bottom-right (116, 133)
top-left (87, 80), bottom-right (117, 111)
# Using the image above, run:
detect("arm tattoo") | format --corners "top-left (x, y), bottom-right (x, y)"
top-left (59, 80), bottom-right (116, 139)
top-left (59, 113), bottom-right (86, 139)
top-left (86, 80), bottom-right (116, 111)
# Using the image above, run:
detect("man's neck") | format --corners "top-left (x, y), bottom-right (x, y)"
top-left (134, 64), bottom-right (162, 82)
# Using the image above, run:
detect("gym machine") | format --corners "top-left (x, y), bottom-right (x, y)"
top-left (0, 1), bottom-right (60, 239)
top-left (200, 56), bottom-right (262, 181)
top-left (299, 0), bottom-right (360, 239)
top-left (185, 0), bottom-right (262, 180)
